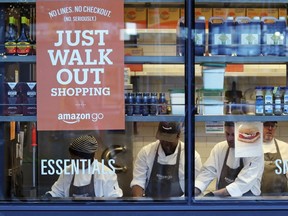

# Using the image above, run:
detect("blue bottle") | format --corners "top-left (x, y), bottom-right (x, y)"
top-left (126, 93), bottom-right (134, 116)
top-left (142, 92), bottom-right (150, 116)
top-left (235, 16), bottom-right (261, 56)
top-left (195, 16), bottom-right (206, 56)
top-left (208, 16), bottom-right (235, 56)
top-left (261, 16), bottom-right (286, 56)
top-left (134, 92), bottom-right (143, 115)
top-left (149, 92), bottom-right (158, 115)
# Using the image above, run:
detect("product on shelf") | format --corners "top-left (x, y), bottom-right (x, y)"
top-left (134, 92), bottom-right (143, 115)
top-left (5, 16), bottom-right (17, 55)
top-left (201, 63), bottom-right (226, 90)
top-left (273, 86), bottom-right (283, 115)
top-left (208, 16), bottom-right (235, 56)
top-left (255, 86), bottom-right (264, 115)
top-left (169, 89), bottom-right (185, 115)
top-left (142, 92), bottom-right (150, 116)
top-left (264, 86), bottom-right (274, 115)
top-left (235, 16), bottom-right (261, 56)
top-left (158, 92), bottom-right (168, 115)
top-left (283, 87), bottom-right (288, 115)
top-left (149, 92), bottom-right (158, 115)
top-left (261, 16), bottom-right (286, 56)
top-left (3, 82), bottom-right (22, 116)
top-left (16, 16), bottom-right (31, 56)
top-left (20, 82), bottom-right (37, 116)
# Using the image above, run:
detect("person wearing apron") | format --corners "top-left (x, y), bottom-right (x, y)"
top-left (261, 139), bottom-right (288, 195)
top-left (261, 121), bottom-right (288, 195)
top-left (145, 143), bottom-right (183, 198)
top-left (131, 122), bottom-right (202, 198)
top-left (195, 121), bottom-right (264, 197)
top-left (42, 135), bottom-right (123, 198)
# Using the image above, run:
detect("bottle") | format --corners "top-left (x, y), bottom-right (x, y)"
top-left (133, 92), bottom-right (143, 115)
top-left (126, 93), bottom-right (134, 116)
top-left (283, 87), bottom-right (288, 115)
top-left (16, 16), bottom-right (31, 56)
top-left (264, 86), bottom-right (273, 115)
top-left (273, 86), bottom-right (282, 115)
top-left (149, 92), bottom-right (158, 115)
top-left (158, 92), bottom-right (167, 114)
top-left (5, 16), bottom-right (17, 55)
top-left (255, 86), bottom-right (264, 115)
top-left (142, 92), bottom-right (150, 116)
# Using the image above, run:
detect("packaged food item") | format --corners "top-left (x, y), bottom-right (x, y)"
top-left (255, 86), bottom-right (264, 115)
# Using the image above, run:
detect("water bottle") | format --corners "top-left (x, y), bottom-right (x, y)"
top-left (126, 92), bottom-right (134, 116)
top-left (142, 92), bottom-right (150, 116)
top-left (134, 92), bottom-right (143, 115)
top-left (149, 92), bottom-right (158, 115)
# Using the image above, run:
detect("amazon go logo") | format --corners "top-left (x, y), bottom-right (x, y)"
top-left (58, 112), bottom-right (104, 124)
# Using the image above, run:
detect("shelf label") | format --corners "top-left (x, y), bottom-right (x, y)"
top-left (37, 0), bottom-right (124, 131)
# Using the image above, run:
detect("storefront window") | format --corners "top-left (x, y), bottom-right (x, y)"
top-left (1, 0), bottom-right (288, 209)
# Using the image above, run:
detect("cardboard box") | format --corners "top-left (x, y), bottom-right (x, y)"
top-left (19, 82), bottom-right (37, 116)
top-left (213, 8), bottom-right (246, 18)
top-left (3, 82), bottom-right (22, 116)
top-left (180, 8), bottom-right (212, 29)
top-left (148, 8), bottom-right (180, 29)
top-left (124, 8), bottom-right (147, 29)
top-left (279, 8), bottom-right (287, 18)
top-left (246, 8), bottom-right (278, 18)
top-left (124, 48), bottom-right (143, 72)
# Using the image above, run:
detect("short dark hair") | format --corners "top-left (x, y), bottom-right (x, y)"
top-left (224, 121), bottom-right (234, 127)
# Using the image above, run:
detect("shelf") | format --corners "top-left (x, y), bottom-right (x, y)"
top-left (195, 114), bottom-right (288, 122)
top-left (0, 55), bottom-right (36, 63)
top-left (196, 56), bottom-right (288, 64)
top-left (0, 116), bottom-right (36, 122)
top-left (125, 56), bottom-right (184, 64)
top-left (126, 115), bottom-right (185, 122)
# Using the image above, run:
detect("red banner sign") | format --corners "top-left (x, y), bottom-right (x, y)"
top-left (36, 0), bottom-right (124, 131)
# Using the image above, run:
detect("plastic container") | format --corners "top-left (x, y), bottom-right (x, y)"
top-left (195, 16), bottom-right (206, 56)
top-left (208, 16), bottom-right (235, 56)
top-left (201, 63), bottom-right (226, 90)
top-left (201, 90), bottom-right (224, 115)
top-left (176, 16), bottom-right (185, 56)
top-left (261, 16), bottom-right (286, 56)
top-left (169, 89), bottom-right (185, 115)
top-left (235, 16), bottom-right (261, 56)
top-left (283, 87), bottom-right (288, 115)
top-left (273, 86), bottom-right (282, 115)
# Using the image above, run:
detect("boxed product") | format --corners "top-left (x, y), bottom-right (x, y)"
top-left (19, 82), bottom-right (37, 116)
top-left (124, 47), bottom-right (143, 72)
top-left (124, 7), bottom-right (147, 29)
top-left (148, 8), bottom-right (180, 29)
top-left (3, 82), bottom-right (22, 115)
top-left (181, 8), bottom-right (212, 29)
top-left (212, 8), bottom-right (246, 18)
top-left (246, 8), bottom-right (278, 18)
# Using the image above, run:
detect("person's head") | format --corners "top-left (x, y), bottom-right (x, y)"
top-left (263, 121), bottom-right (278, 142)
top-left (156, 122), bottom-right (182, 155)
top-left (224, 121), bottom-right (235, 148)
top-left (69, 135), bottom-right (98, 168)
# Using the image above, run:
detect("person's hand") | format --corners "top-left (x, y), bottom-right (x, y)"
top-left (204, 192), bottom-right (214, 197)
top-left (194, 187), bottom-right (201, 196)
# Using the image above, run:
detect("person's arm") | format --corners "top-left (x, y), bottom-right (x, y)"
top-left (225, 154), bottom-right (264, 197)
top-left (211, 188), bottom-right (230, 197)
top-left (130, 146), bottom-right (151, 197)
top-left (132, 185), bottom-right (145, 197)
top-left (194, 143), bottom-right (222, 195)
top-left (195, 151), bottom-right (202, 178)
top-left (48, 172), bottom-right (67, 197)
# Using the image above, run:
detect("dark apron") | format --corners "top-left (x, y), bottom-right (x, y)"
top-left (261, 139), bottom-right (288, 195)
top-left (218, 148), bottom-right (244, 190)
top-left (145, 143), bottom-right (183, 198)
top-left (69, 174), bottom-right (95, 197)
